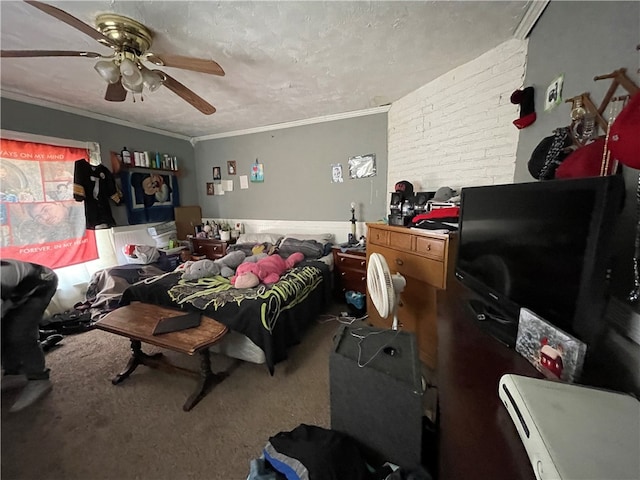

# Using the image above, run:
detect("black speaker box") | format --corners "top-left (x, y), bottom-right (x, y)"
top-left (330, 325), bottom-right (424, 469)
top-left (390, 192), bottom-right (403, 206)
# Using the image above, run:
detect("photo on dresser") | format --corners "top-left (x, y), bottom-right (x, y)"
top-left (515, 308), bottom-right (587, 383)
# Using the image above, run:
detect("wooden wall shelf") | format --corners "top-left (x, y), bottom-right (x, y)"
top-left (110, 151), bottom-right (180, 176)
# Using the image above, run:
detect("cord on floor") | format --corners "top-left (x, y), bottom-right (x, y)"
top-left (317, 312), bottom-right (368, 325)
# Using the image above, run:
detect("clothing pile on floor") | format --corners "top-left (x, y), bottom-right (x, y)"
top-left (248, 424), bottom-right (433, 480)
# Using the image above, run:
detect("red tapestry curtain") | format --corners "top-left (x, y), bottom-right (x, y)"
top-left (0, 139), bottom-right (98, 269)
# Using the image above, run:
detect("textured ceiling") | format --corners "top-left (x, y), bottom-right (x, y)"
top-left (0, 1), bottom-right (532, 138)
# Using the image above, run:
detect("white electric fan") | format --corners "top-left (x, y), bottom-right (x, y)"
top-left (367, 253), bottom-right (407, 330)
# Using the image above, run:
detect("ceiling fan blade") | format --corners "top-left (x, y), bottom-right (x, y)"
top-left (155, 70), bottom-right (216, 115)
top-left (145, 54), bottom-right (225, 76)
top-left (105, 79), bottom-right (127, 102)
top-left (24, 1), bottom-right (116, 48)
top-left (1, 50), bottom-right (102, 58)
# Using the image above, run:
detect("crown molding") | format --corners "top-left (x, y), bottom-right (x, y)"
top-left (3, 90), bottom-right (390, 143)
top-left (0, 90), bottom-right (191, 141)
top-left (513, 0), bottom-right (549, 40)
top-left (192, 105), bottom-right (391, 142)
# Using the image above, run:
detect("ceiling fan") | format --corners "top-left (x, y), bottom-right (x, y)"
top-left (0, 0), bottom-right (224, 114)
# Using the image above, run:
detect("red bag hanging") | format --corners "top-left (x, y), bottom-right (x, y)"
top-left (555, 137), bottom-right (616, 178)
top-left (609, 93), bottom-right (640, 170)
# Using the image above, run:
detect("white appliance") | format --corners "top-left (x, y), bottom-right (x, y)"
top-left (366, 252), bottom-right (406, 330)
top-left (498, 374), bottom-right (640, 480)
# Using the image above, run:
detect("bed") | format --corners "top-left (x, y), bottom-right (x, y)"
top-left (119, 233), bottom-right (334, 374)
top-left (74, 253), bottom-right (179, 322)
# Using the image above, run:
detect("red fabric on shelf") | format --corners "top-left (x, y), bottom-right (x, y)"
top-left (412, 207), bottom-right (460, 223)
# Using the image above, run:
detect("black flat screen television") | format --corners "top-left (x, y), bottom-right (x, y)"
top-left (455, 175), bottom-right (625, 348)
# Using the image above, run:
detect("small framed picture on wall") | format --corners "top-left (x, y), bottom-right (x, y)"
top-left (250, 162), bottom-right (264, 183)
top-left (227, 161), bottom-right (237, 175)
top-left (206, 182), bottom-right (214, 195)
top-left (213, 166), bottom-right (221, 181)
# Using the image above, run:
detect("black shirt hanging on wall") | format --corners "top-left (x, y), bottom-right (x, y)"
top-left (72, 159), bottom-right (121, 229)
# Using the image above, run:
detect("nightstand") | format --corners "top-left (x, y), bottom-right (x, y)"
top-left (191, 238), bottom-right (235, 260)
top-left (332, 246), bottom-right (367, 301)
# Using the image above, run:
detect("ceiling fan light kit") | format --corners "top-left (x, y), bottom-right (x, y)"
top-left (118, 56), bottom-right (144, 92)
top-left (141, 68), bottom-right (163, 93)
top-left (2, 1), bottom-right (223, 114)
top-left (94, 59), bottom-right (120, 84)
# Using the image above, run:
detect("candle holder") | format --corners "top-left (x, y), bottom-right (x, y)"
top-left (348, 202), bottom-right (357, 245)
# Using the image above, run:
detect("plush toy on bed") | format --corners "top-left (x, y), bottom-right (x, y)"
top-left (231, 252), bottom-right (304, 288)
top-left (181, 259), bottom-right (218, 281)
top-left (181, 250), bottom-right (246, 280)
top-left (242, 252), bottom-right (268, 264)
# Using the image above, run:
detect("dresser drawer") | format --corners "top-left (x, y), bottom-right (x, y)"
top-left (368, 228), bottom-right (389, 246)
top-left (337, 269), bottom-right (367, 294)
top-left (191, 239), bottom-right (232, 260)
top-left (389, 231), bottom-right (413, 251)
top-left (369, 244), bottom-right (445, 289)
top-left (335, 252), bottom-right (367, 271)
top-left (415, 236), bottom-right (445, 261)
top-left (196, 243), bottom-right (223, 254)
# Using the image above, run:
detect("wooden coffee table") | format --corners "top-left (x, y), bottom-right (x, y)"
top-left (95, 302), bottom-right (228, 411)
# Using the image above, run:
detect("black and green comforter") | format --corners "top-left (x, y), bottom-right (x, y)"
top-left (120, 260), bottom-right (331, 374)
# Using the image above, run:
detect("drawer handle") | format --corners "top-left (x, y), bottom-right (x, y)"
top-left (360, 261), bottom-right (366, 267)
top-left (340, 257), bottom-right (345, 262)
top-left (341, 272), bottom-right (346, 277)
top-left (426, 244), bottom-right (431, 251)
top-left (361, 276), bottom-right (366, 281)
top-left (395, 258), bottom-right (403, 266)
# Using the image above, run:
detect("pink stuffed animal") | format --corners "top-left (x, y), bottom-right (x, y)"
top-left (231, 252), bottom-right (304, 288)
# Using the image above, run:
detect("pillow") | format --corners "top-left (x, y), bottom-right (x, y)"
top-left (282, 233), bottom-right (334, 244)
top-left (228, 242), bottom-right (277, 256)
top-left (235, 233), bottom-right (283, 245)
top-left (278, 238), bottom-right (325, 259)
top-left (282, 233), bottom-right (334, 256)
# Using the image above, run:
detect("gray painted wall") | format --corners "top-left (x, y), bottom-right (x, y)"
top-left (516, 1), bottom-right (640, 303)
top-left (515, 1), bottom-right (639, 181)
top-left (519, 1), bottom-right (639, 396)
top-left (194, 113), bottom-right (388, 222)
top-left (0, 98), bottom-right (197, 225)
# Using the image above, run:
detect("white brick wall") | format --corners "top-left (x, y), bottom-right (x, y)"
top-left (388, 38), bottom-right (528, 196)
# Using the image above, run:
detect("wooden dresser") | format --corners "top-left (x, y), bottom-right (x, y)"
top-left (191, 238), bottom-right (235, 260)
top-left (366, 223), bottom-right (457, 369)
top-left (331, 246), bottom-right (367, 300)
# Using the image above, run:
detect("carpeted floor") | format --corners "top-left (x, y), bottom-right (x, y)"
top-left (1, 305), bottom-right (346, 480)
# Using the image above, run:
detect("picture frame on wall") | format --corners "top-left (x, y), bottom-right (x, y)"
top-left (213, 166), bottom-right (221, 181)
top-left (120, 171), bottom-right (180, 225)
top-left (348, 154), bottom-right (377, 179)
top-left (206, 182), bottom-right (214, 195)
top-left (227, 161), bottom-right (236, 175)
top-left (250, 161), bottom-right (264, 183)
